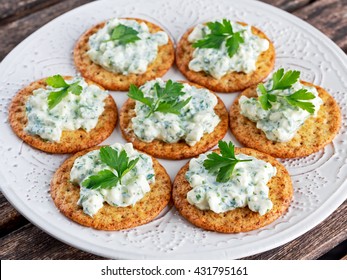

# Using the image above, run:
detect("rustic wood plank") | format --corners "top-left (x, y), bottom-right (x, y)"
top-left (243, 200), bottom-right (347, 260)
top-left (0, 0), bottom-right (63, 23)
top-left (0, 0), bottom-right (94, 61)
top-left (341, 254), bottom-right (347, 260)
top-left (294, 0), bottom-right (347, 52)
top-left (0, 193), bottom-right (28, 237)
top-left (0, 223), bottom-right (105, 259)
top-left (260, 0), bottom-right (312, 12)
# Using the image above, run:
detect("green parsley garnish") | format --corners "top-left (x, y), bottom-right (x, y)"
top-left (128, 80), bottom-right (192, 118)
top-left (46, 75), bottom-right (82, 109)
top-left (257, 68), bottom-right (315, 114)
top-left (82, 146), bottom-right (139, 190)
top-left (192, 19), bottom-right (244, 57)
top-left (203, 141), bottom-right (252, 183)
top-left (103, 24), bottom-right (140, 45)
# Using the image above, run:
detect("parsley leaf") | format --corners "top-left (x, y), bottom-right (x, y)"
top-left (285, 89), bottom-right (315, 114)
top-left (258, 83), bottom-right (277, 110)
top-left (192, 19), bottom-right (244, 58)
top-left (104, 24), bottom-right (140, 45)
top-left (203, 141), bottom-right (252, 183)
top-left (82, 170), bottom-right (119, 190)
top-left (271, 68), bottom-right (300, 90)
top-left (127, 80), bottom-right (191, 117)
top-left (257, 69), bottom-right (315, 113)
top-left (82, 146), bottom-right (139, 190)
top-left (46, 75), bottom-right (82, 109)
top-left (226, 31), bottom-right (244, 57)
top-left (100, 146), bottom-right (139, 181)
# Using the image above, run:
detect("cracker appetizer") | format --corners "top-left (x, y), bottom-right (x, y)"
top-left (173, 141), bottom-right (293, 233)
top-left (51, 143), bottom-right (171, 230)
top-left (230, 69), bottom-right (341, 158)
top-left (120, 79), bottom-right (229, 159)
top-left (9, 75), bottom-right (117, 154)
top-left (74, 18), bottom-right (175, 91)
top-left (176, 19), bottom-right (275, 93)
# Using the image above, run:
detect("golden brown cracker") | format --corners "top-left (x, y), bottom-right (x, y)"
top-left (9, 77), bottom-right (117, 154)
top-left (119, 82), bottom-right (229, 159)
top-left (74, 18), bottom-right (175, 91)
top-left (229, 82), bottom-right (342, 158)
top-left (176, 23), bottom-right (275, 93)
top-left (51, 146), bottom-right (172, 230)
top-left (172, 147), bottom-right (293, 233)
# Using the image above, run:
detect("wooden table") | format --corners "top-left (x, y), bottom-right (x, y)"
top-left (0, 0), bottom-right (346, 260)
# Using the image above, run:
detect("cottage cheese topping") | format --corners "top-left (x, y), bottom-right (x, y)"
top-left (88, 18), bottom-right (168, 75)
top-left (188, 21), bottom-right (269, 79)
top-left (70, 143), bottom-right (155, 217)
top-left (239, 81), bottom-right (323, 142)
top-left (25, 77), bottom-right (108, 142)
top-left (186, 152), bottom-right (276, 215)
top-left (131, 79), bottom-right (220, 146)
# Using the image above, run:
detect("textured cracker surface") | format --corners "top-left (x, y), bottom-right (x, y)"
top-left (74, 18), bottom-right (175, 91)
top-left (172, 148), bottom-right (293, 233)
top-left (229, 81), bottom-right (342, 158)
top-left (51, 146), bottom-right (172, 230)
top-left (8, 77), bottom-right (118, 154)
top-left (175, 23), bottom-right (275, 93)
top-left (119, 82), bottom-right (229, 159)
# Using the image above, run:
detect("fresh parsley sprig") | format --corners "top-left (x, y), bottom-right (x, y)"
top-left (192, 19), bottom-right (244, 57)
top-left (203, 141), bottom-right (252, 183)
top-left (103, 24), bottom-right (140, 45)
top-left (128, 80), bottom-right (192, 118)
top-left (257, 69), bottom-right (315, 114)
top-left (46, 75), bottom-right (82, 109)
top-left (82, 146), bottom-right (139, 190)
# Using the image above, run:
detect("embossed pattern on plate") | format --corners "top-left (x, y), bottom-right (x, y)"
top-left (0, 0), bottom-right (346, 259)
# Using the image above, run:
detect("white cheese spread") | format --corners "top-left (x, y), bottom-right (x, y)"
top-left (186, 152), bottom-right (276, 215)
top-left (70, 143), bottom-right (155, 217)
top-left (188, 21), bottom-right (269, 79)
top-left (87, 18), bottom-right (168, 75)
top-left (25, 77), bottom-right (108, 142)
top-left (131, 79), bottom-right (220, 146)
top-left (239, 81), bottom-right (323, 142)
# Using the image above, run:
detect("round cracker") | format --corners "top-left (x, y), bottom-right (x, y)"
top-left (173, 147), bottom-right (293, 233)
top-left (119, 82), bottom-right (229, 159)
top-left (176, 22), bottom-right (275, 93)
top-left (229, 82), bottom-right (342, 158)
top-left (74, 18), bottom-right (175, 91)
top-left (51, 146), bottom-right (172, 230)
top-left (9, 76), bottom-right (118, 154)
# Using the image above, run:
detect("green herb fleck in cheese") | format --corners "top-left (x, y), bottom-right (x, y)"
top-left (70, 143), bottom-right (155, 217)
top-left (87, 18), bottom-right (168, 75)
top-left (25, 77), bottom-right (107, 142)
top-left (131, 79), bottom-right (220, 146)
top-left (188, 21), bottom-right (269, 79)
top-left (239, 81), bottom-right (323, 142)
top-left (186, 152), bottom-right (276, 215)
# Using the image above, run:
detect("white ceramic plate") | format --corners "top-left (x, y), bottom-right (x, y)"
top-left (0, 0), bottom-right (346, 259)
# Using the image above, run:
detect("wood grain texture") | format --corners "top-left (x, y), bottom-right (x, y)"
top-left (0, 0), bottom-right (61, 23)
top-left (294, 0), bottom-right (347, 52)
top-left (0, 194), bottom-right (28, 237)
top-left (0, 224), bottom-right (105, 260)
top-left (261, 0), bottom-right (312, 12)
top-left (0, 0), bottom-right (347, 260)
top-left (243, 200), bottom-right (347, 260)
top-left (0, 0), bottom-right (94, 60)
